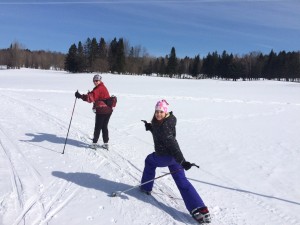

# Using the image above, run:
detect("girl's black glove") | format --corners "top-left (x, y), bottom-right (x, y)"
top-left (181, 161), bottom-right (193, 171)
top-left (141, 120), bottom-right (152, 131)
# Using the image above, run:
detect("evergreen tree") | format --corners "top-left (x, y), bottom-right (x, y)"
top-left (254, 53), bottom-right (265, 80)
top-left (202, 51), bottom-right (219, 78)
top-left (108, 38), bottom-right (118, 72)
top-left (286, 51), bottom-right (300, 81)
top-left (84, 38), bottom-right (91, 62)
top-left (64, 44), bottom-right (78, 72)
top-left (167, 47), bottom-right (177, 76)
top-left (88, 38), bottom-right (99, 72)
top-left (277, 51), bottom-right (287, 81)
top-left (264, 50), bottom-right (277, 80)
top-left (99, 37), bottom-right (107, 59)
top-left (191, 55), bottom-right (201, 77)
top-left (218, 50), bottom-right (233, 79)
top-left (228, 58), bottom-right (245, 81)
top-left (77, 41), bottom-right (86, 72)
top-left (178, 59), bottom-right (185, 75)
top-left (115, 38), bottom-right (125, 73)
top-left (98, 37), bottom-right (108, 72)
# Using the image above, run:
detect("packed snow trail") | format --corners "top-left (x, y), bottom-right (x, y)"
top-left (0, 91), bottom-right (200, 225)
top-left (1, 69), bottom-right (300, 225)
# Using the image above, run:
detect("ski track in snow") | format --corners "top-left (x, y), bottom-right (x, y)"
top-left (0, 86), bottom-right (299, 225)
top-left (82, 119), bottom-right (299, 224)
top-left (107, 120), bottom-right (300, 225)
top-left (0, 91), bottom-right (224, 224)
top-left (0, 95), bottom-right (85, 225)
top-left (0, 93), bottom-right (198, 225)
top-left (0, 124), bottom-right (45, 224)
top-left (199, 166), bottom-right (300, 225)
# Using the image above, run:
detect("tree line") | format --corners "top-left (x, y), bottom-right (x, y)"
top-left (1, 39), bottom-right (300, 82)
top-left (65, 37), bottom-right (300, 82)
top-left (0, 42), bottom-right (64, 70)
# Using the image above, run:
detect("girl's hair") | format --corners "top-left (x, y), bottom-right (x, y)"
top-left (151, 114), bottom-right (158, 124)
top-left (151, 112), bottom-right (169, 124)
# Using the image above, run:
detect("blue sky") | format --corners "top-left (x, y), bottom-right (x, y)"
top-left (0, 0), bottom-right (299, 58)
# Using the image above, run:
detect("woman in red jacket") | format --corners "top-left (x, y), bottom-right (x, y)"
top-left (75, 74), bottom-right (112, 150)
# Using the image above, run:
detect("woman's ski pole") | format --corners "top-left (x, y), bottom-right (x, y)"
top-left (111, 163), bottom-right (199, 197)
top-left (62, 97), bottom-right (77, 154)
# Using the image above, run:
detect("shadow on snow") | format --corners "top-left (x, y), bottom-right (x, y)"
top-left (21, 132), bottom-right (88, 151)
top-left (187, 177), bottom-right (300, 206)
top-left (52, 171), bottom-right (194, 224)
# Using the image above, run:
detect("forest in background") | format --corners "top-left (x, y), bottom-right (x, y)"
top-left (1, 38), bottom-right (300, 82)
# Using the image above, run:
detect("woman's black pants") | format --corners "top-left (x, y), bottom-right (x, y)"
top-left (92, 113), bottom-right (112, 144)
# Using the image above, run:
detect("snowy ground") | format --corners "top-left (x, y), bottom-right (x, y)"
top-left (0, 68), bottom-right (300, 225)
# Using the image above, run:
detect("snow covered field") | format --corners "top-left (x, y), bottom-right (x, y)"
top-left (0, 68), bottom-right (300, 225)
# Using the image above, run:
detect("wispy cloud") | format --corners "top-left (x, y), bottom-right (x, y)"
top-left (1, 0), bottom-right (299, 56)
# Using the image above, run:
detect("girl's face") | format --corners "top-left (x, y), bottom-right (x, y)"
top-left (155, 110), bottom-right (166, 121)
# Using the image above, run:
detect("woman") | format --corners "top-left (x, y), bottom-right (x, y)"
top-left (75, 74), bottom-right (112, 150)
top-left (141, 99), bottom-right (211, 224)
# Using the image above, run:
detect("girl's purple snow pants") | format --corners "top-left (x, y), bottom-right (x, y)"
top-left (141, 152), bottom-right (205, 212)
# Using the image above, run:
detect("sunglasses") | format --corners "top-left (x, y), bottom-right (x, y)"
top-left (93, 80), bottom-right (100, 82)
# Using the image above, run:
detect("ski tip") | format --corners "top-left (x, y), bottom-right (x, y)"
top-left (111, 192), bottom-right (117, 197)
top-left (110, 191), bottom-right (121, 197)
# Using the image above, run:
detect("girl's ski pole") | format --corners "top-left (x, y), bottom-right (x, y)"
top-left (111, 163), bottom-right (199, 197)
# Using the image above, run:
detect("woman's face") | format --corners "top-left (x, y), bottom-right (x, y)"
top-left (93, 80), bottom-right (101, 86)
top-left (155, 110), bottom-right (166, 121)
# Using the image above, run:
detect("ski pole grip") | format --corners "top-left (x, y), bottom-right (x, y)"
top-left (141, 120), bottom-right (147, 124)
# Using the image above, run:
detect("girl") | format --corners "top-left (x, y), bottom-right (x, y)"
top-left (141, 99), bottom-right (211, 224)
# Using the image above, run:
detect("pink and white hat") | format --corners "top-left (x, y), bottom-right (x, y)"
top-left (155, 99), bottom-right (169, 113)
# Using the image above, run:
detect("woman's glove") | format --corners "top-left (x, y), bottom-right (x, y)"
top-left (75, 90), bottom-right (82, 99)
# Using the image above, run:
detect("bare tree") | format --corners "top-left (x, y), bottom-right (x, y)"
top-left (8, 41), bottom-right (24, 68)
